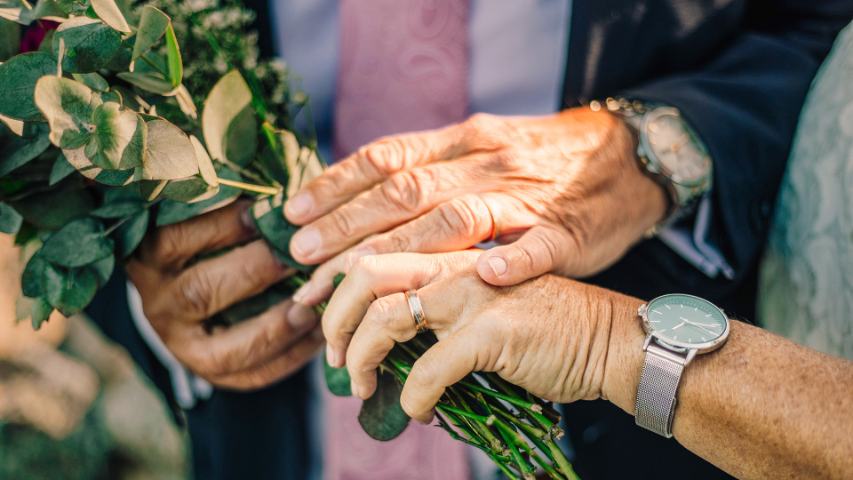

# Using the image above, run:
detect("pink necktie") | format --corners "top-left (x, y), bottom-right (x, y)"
top-left (326, 1), bottom-right (471, 479)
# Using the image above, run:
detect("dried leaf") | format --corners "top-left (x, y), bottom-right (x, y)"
top-left (142, 119), bottom-right (198, 180)
top-left (90, 0), bottom-right (131, 33)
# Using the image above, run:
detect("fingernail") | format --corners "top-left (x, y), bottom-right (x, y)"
top-left (286, 193), bottom-right (314, 218)
top-left (487, 255), bottom-right (508, 277)
top-left (287, 303), bottom-right (316, 329)
top-left (292, 282), bottom-right (311, 304)
top-left (326, 345), bottom-right (340, 367)
top-left (351, 381), bottom-right (364, 399)
top-left (291, 227), bottom-right (321, 259)
top-left (240, 205), bottom-right (257, 233)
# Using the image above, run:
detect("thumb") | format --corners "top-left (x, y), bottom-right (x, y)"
top-left (476, 225), bottom-right (574, 286)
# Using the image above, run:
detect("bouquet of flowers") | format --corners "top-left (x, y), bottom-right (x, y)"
top-left (0, 1), bottom-right (578, 478)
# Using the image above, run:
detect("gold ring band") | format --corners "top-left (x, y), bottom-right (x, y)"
top-left (405, 290), bottom-right (428, 333)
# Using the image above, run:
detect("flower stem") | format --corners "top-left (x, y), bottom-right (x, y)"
top-left (217, 178), bottom-right (281, 196)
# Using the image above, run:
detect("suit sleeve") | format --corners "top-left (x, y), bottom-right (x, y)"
top-left (622, 1), bottom-right (853, 281)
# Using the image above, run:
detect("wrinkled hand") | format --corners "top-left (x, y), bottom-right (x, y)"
top-left (285, 108), bottom-right (667, 306)
top-left (321, 251), bottom-right (644, 422)
top-left (126, 201), bottom-right (323, 390)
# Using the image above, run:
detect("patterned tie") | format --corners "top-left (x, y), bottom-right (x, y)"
top-left (326, 1), bottom-right (471, 479)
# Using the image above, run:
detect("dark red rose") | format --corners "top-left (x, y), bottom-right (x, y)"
top-left (19, 20), bottom-right (59, 53)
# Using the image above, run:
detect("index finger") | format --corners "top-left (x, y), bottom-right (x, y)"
top-left (284, 125), bottom-right (467, 225)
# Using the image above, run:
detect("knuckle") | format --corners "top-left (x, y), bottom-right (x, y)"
top-left (365, 297), bottom-right (395, 330)
top-left (151, 225), bottom-right (185, 266)
top-left (361, 136), bottom-right (407, 173)
top-left (329, 209), bottom-right (357, 237)
top-left (176, 271), bottom-right (217, 318)
top-left (380, 168), bottom-right (435, 213)
top-left (436, 195), bottom-right (489, 239)
top-left (462, 113), bottom-right (495, 134)
top-left (486, 150), bottom-right (517, 171)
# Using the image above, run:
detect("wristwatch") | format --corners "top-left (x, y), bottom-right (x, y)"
top-left (635, 294), bottom-right (730, 437)
top-left (591, 98), bottom-right (713, 225)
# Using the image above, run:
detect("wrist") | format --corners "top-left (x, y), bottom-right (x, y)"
top-left (600, 291), bottom-right (647, 414)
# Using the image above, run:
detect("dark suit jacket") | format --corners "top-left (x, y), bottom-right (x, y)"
top-left (88, 1), bottom-right (853, 479)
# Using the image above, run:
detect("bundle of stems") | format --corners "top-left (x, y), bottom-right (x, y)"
top-left (206, 27), bottom-right (580, 480)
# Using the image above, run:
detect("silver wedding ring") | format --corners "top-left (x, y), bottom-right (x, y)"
top-left (405, 290), bottom-right (428, 333)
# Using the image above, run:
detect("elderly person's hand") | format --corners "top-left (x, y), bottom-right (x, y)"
top-left (126, 201), bottom-right (323, 390)
top-left (285, 108), bottom-right (668, 306)
top-left (321, 251), bottom-right (643, 421)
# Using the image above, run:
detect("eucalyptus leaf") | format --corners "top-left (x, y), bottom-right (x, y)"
top-left (30, 296), bottom-right (53, 330)
top-left (164, 23), bottom-right (182, 87)
top-left (10, 182), bottom-right (95, 230)
top-left (214, 280), bottom-right (293, 326)
top-left (40, 217), bottom-right (113, 267)
top-left (155, 165), bottom-right (240, 226)
top-left (202, 69), bottom-right (253, 164)
top-left (72, 72), bottom-right (110, 92)
top-left (0, 51), bottom-right (57, 121)
top-left (43, 263), bottom-right (99, 316)
top-left (117, 71), bottom-right (175, 95)
top-left (21, 253), bottom-right (47, 298)
top-left (88, 102), bottom-right (140, 169)
top-left (160, 176), bottom-right (216, 203)
top-left (132, 5), bottom-right (169, 61)
top-left (49, 153), bottom-right (78, 185)
top-left (252, 193), bottom-right (308, 271)
top-left (88, 252), bottom-right (115, 285)
top-left (53, 16), bottom-right (122, 73)
top-left (34, 76), bottom-right (102, 149)
top-left (90, 0), bottom-right (131, 33)
top-left (0, 16), bottom-right (20, 60)
top-left (0, 124), bottom-right (51, 176)
top-left (95, 167), bottom-right (137, 186)
top-left (190, 135), bottom-right (218, 187)
top-left (358, 370), bottom-right (411, 441)
top-left (0, 202), bottom-right (23, 234)
top-left (90, 200), bottom-right (144, 218)
top-left (113, 208), bottom-right (148, 257)
top-left (224, 106), bottom-right (257, 167)
top-left (324, 356), bottom-right (353, 397)
top-left (142, 119), bottom-right (198, 180)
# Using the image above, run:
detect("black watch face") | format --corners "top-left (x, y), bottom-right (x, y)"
top-left (645, 109), bottom-right (711, 186)
top-left (643, 294), bottom-right (729, 351)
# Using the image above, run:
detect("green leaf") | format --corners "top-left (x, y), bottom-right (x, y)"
top-left (0, 202), bottom-right (23, 234)
top-left (40, 217), bottom-right (114, 267)
top-left (164, 23), bottom-right (182, 87)
top-left (0, 124), bottom-right (51, 176)
top-left (117, 71), bottom-right (174, 95)
top-left (252, 193), bottom-right (309, 271)
top-left (113, 208), bottom-right (148, 257)
top-left (324, 356), bottom-right (353, 397)
top-left (49, 153), bottom-right (78, 185)
top-left (202, 69), bottom-right (253, 165)
top-left (160, 176), bottom-right (216, 203)
top-left (88, 102), bottom-right (140, 169)
top-left (10, 182), bottom-right (95, 230)
top-left (358, 370), bottom-right (411, 441)
top-left (53, 16), bottom-right (122, 73)
top-left (142, 119), bottom-right (198, 180)
top-left (90, 200), bottom-right (144, 218)
top-left (155, 165), bottom-right (240, 226)
top-left (95, 167), bottom-right (137, 186)
top-left (0, 51), bottom-right (57, 121)
top-left (0, 16), bottom-right (20, 61)
top-left (88, 252), bottom-right (115, 285)
top-left (34, 76), bottom-right (102, 149)
top-left (132, 6), bottom-right (169, 61)
top-left (90, 0), bottom-right (131, 33)
top-left (43, 263), bottom-right (99, 316)
top-left (72, 72), bottom-right (109, 92)
top-left (30, 297), bottom-right (53, 330)
top-left (21, 253), bottom-right (48, 298)
top-left (224, 106), bottom-right (257, 167)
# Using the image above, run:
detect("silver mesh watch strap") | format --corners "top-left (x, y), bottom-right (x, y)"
top-left (634, 342), bottom-right (689, 438)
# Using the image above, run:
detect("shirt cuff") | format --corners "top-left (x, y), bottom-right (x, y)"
top-left (656, 195), bottom-right (735, 280)
top-left (126, 281), bottom-right (213, 409)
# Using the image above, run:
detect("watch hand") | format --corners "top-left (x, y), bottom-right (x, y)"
top-left (672, 321), bottom-right (686, 330)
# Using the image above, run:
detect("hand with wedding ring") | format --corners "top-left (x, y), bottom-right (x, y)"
top-left (321, 250), bottom-right (645, 422)
top-left (285, 108), bottom-right (668, 307)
